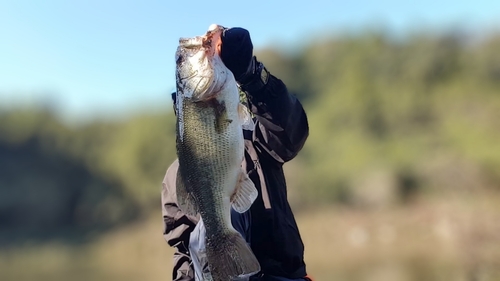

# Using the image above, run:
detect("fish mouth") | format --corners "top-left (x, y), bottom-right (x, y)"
top-left (179, 36), bottom-right (203, 49)
top-left (176, 26), bottom-right (220, 66)
top-left (175, 24), bottom-right (227, 100)
top-left (178, 24), bottom-right (224, 49)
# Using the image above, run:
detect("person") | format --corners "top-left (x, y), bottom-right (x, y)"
top-left (162, 26), bottom-right (311, 281)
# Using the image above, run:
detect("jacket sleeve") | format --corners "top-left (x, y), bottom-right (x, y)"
top-left (244, 73), bottom-right (309, 163)
top-left (161, 159), bottom-right (199, 281)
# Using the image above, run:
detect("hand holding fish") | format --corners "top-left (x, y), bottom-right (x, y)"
top-left (220, 27), bottom-right (254, 82)
top-left (220, 27), bottom-right (269, 93)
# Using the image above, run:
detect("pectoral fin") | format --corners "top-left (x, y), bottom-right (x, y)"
top-left (176, 170), bottom-right (199, 216)
top-left (230, 170), bottom-right (258, 213)
top-left (238, 103), bottom-right (255, 131)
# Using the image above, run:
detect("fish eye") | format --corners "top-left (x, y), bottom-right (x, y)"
top-left (176, 54), bottom-right (183, 64)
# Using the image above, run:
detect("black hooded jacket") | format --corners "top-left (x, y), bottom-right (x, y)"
top-left (162, 73), bottom-right (309, 280)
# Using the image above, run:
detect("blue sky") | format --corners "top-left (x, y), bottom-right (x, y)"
top-left (1, 0), bottom-right (499, 122)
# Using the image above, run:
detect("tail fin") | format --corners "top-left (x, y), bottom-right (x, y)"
top-left (206, 230), bottom-right (260, 281)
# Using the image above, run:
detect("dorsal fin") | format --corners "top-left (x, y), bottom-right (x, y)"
top-left (238, 103), bottom-right (255, 131)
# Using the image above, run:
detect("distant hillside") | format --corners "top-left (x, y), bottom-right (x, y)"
top-left (2, 30), bottom-right (500, 243)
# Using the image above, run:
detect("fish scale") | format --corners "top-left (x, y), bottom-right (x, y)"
top-left (177, 97), bottom-right (238, 234)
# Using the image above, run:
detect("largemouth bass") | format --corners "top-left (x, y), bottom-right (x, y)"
top-left (174, 24), bottom-right (260, 281)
